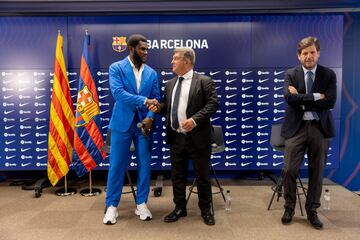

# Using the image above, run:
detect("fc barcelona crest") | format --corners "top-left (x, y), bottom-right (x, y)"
top-left (75, 86), bottom-right (100, 127)
top-left (112, 36), bottom-right (127, 52)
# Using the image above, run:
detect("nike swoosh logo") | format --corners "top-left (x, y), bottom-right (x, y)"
top-left (99, 94), bottom-right (109, 99)
top-left (100, 110), bottom-right (110, 114)
top-left (163, 156), bottom-right (170, 159)
top-left (21, 148), bottom-right (31, 152)
top-left (19, 103), bottom-right (29, 107)
top-left (210, 71), bottom-right (220, 76)
top-left (37, 155), bottom-right (47, 160)
top-left (150, 162), bottom-right (157, 166)
top-left (241, 117), bottom-right (252, 121)
top-left (5, 140), bottom-right (16, 145)
top-left (6, 155), bottom-right (16, 160)
top-left (211, 162), bottom-right (221, 167)
top-left (35, 95), bottom-right (46, 99)
top-left (36, 125), bottom-right (47, 130)
top-left (226, 155), bottom-right (236, 159)
top-left (4, 110), bottom-right (14, 114)
top-left (258, 124), bottom-right (269, 129)
top-left (37, 140), bottom-right (47, 144)
top-left (258, 78), bottom-right (269, 83)
top-left (242, 102), bottom-right (252, 106)
top-left (273, 116), bottom-right (284, 121)
top-left (3, 95), bottom-right (13, 99)
top-left (304, 162), bottom-right (308, 166)
top-left (211, 117), bottom-right (220, 121)
top-left (20, 118), bottom-right (30, 122)
top-left (258, 94), bottom-right (269, 99)
top-left (36, 110), bottom-right (46, 114)
top-left (241, 132), bottom-right (252, 137)
top-left (21, 163), bottom-right (31, 167)
top-left (34, 79), bottom-right (45, 84)
top-left (99, 79), bottom-right (109, 84)
top-left (258, 109), bottom-right (269, 114)
top-left (131, 156), bottom-right (136, 160)
top-left (18, 88), bottom-right (27, 91)
top-left (274, 101), bottom-right (284, 106)
top-left (241, 162), bottom-right (252, 167)
top-left (226, 140), bottom-right (236, 144)
top-left (273, 162), bottom-right (283, 167)
top-left (226, 94), bottom-right (237, 99)
top-left (5, 125), bottom-right (15, 130)
top-left (226, 78), bottom-right (237, 83)
top-left (226, 109), bottom-right (236, 114)
top-left (2, 79), bottom-right (12, 84)
top-left (274, 70), bottom-right (285, 75)
top-left (241, 147), bottom-right (252, 152)
top-left (241, 86), bottom-right (252, 91)
top-left (258, 140), bottom-right (268, 144)
top-left (274, 86), bottom-right (283, 91)
top-left (226, 125), bottom-right (236, 129)
top-left (68, 79), bottom-right (77, 83)
top-left (20, 133), bottom-right (31, 137)
top-left (242, 71), bottom-right (252, 76)
top-left (258, 154), bottom-right (268, 159)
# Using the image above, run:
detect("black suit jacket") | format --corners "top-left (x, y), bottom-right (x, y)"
top-left (161, 72), bottom-right (219, 149)
top-left (281, 64), bottom-right (337, 139)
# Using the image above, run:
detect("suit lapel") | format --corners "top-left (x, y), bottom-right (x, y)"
top-left (122, 58), bottom-right (137, 93)
top-left (296, 66), bottom-right (306, 93)
top-left (167, 77), bottom-right (177, 113)
top-left (187, 72), bottom-right (198, 105)
top-left (313, 65), bottom-right (323, 91)
top-left (139, 65), bottom-right (150, 94)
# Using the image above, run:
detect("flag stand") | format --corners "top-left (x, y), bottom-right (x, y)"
top-left (55, 175), bottom-right (77, 196)
top-left (80, 171), bottom-right (102, 196)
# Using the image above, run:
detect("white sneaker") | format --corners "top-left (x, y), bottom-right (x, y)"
top-left (103, 206), bottom-right (118, 225)
top-left (135, 203), bottom-right (152, 221)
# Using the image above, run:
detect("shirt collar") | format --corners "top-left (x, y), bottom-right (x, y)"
top-left (302, 64), bottom-right (317, 76)
top-left (179, 69), bottom-right (193, 80)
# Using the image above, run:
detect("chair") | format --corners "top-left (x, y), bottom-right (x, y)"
top-left (267, 124), bottom-right (307, 216)
top-left (102, 129), bottom-right (137, 202)
top-left (186, 125), bottom-right (226, 206)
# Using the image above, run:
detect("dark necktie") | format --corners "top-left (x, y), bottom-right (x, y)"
top-left (306, 71), bottom-right (318, 120)
top-left (306, 71), bottom-right (314, 94)
top-left (171, 77), bottom-right (184, 130)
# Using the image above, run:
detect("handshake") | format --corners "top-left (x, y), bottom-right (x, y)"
top-left (145, 98), bottom-right (161, 113)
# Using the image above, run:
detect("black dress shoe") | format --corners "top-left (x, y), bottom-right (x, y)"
top-left (164, 208), bottom-right (187, 222)
top-left (307, 213), bottom-right (323, 229)
top-left (281, 208), bottom-right (294, 225)
top-left (201, 211), bottom-right (215, 226)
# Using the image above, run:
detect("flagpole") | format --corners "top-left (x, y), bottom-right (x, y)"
top-left (55, 175), bottom-right (77, 196)
top-left (80, 170), bottom-right (102, 196)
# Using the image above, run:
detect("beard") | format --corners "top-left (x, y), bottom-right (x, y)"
top-left (133, 49), bottom-right (146, 65)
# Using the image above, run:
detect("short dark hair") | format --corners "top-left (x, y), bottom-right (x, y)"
top-left (127, 34), bottom-right (147, 49)
top-left (297, 36), bottom-right (320, 55)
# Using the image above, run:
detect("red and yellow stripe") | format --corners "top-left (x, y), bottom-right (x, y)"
top-left (47, 33), bottom-right (75, 186)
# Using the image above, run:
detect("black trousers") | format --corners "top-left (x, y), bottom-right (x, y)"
top-left (283, 120), bottom-right (329, 214)
top-left (170, 132), bottom-right (212, 213)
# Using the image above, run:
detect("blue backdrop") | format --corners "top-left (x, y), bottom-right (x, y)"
top-left (0, 14), bottom-right (354, 190)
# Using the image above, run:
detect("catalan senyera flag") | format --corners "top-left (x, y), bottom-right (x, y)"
top-left (72, 33), bottom-right (106, 177)
top-left (48, 33), bottom-right (75, 186)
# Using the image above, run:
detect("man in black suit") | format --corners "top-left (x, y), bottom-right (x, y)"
top-left (148, 47), bottom-right (218, 225)
top-left (281, 36), bottom-right (337, 229)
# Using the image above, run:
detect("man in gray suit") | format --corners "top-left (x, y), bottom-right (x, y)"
top-left (148, 47), bottom-right (219, 225)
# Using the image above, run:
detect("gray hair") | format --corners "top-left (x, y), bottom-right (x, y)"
top-left (174, 47), bottom-right (196, 66)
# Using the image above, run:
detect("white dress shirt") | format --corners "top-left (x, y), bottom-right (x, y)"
top-left (171, 69), bottom-right (193, 132)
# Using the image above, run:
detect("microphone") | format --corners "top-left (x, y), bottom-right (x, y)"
top-left (137, 122), bottom-right (150, 138)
